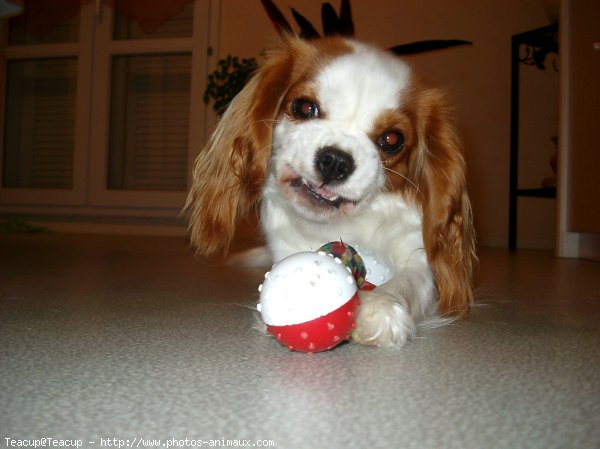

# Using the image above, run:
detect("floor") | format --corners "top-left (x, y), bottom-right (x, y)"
top-left (1, 233), bottom-right (599, 449)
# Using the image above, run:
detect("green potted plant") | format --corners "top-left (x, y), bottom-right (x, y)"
top-left (204, 55), bottom-right (258, 116)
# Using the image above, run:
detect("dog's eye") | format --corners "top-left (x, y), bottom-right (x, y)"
top-left (291, 98), bottom-right (320, 120)
top-left (377, 130), bottom-right (405, 155)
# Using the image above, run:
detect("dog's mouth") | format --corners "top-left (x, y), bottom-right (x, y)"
top-left (289, 177), bottom-right (355, 210)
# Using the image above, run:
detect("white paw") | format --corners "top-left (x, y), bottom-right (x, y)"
top-left (352, 290), bottom-right (416, 347)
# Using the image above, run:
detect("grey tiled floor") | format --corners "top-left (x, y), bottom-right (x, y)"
top-left (1, 234), bottom-right (599, 449)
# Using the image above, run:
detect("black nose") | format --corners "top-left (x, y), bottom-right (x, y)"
top-left (315, 147), bottom-right (355, 184)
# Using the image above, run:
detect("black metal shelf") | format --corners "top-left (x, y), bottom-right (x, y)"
top-left (508, 23), bottom-right (558, 250)
top-left (516, 187), bottom-right (556, 198)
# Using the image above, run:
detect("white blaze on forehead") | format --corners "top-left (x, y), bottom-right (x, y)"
top-left (315, 42), bottom-right (412, 130)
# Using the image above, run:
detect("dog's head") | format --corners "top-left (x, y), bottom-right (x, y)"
top-left (186, 36), bottom-right (475, 315)
top-left (270, 40), bottom-right (415, 223)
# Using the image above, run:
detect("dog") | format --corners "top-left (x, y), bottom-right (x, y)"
top-left (185, 36), bottom-right (476, 347)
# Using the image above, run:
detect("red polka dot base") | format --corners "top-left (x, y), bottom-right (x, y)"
top-left (266, 293), bottom-right (359, 353)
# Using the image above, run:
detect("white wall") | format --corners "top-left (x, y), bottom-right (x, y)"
top-left (213, 0), bottom-right (555, 248)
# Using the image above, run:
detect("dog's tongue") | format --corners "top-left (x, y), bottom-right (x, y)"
top-left (312, 183), bottom-right (338, 200)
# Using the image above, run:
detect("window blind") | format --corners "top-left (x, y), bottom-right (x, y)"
top-left (3, 58), bottom-right (76, 189)
top-left (108, 54), bottom-right (191, 191)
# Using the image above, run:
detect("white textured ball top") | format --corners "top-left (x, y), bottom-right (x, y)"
top-left (360, 252), bottom-right (392, 286)
top-left (349, 244), bottom-right (393, 286)
top-left (258, 251), bottom-right (358, 326)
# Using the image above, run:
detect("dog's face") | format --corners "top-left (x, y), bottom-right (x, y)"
top-left (270, 42), bottom-right (415, 222)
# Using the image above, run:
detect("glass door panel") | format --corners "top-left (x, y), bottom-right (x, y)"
top-left (88, 1), bottom-right (208, 210)
top-left (3, 58), bottom-right (77, 189)
top-left (108, 53), bottom-right (191, 191)
top-left (113, 2), bottom-right (194, 40)
top-left (8, 9), bottom-right (80, 45)
top-left (0, 4), bottom-right (93, 207)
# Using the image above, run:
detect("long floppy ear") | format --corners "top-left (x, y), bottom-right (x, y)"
top-left (416, 88), bottom-right (477, 316)
top-left (184, 40), bottom-right (297, 257)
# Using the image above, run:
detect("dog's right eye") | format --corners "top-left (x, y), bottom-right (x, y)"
top-left (291, 98), bottom-right (320, 120)
top-left (377, 130), bottom-right (406, 155)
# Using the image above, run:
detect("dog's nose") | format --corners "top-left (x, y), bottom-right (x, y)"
top-left (315, 147), bottom-right (355, 184)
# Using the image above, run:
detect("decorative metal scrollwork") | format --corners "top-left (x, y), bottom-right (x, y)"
top-left (519, 27), bottom-right (559, 71)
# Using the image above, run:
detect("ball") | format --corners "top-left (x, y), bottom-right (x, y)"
top-left (317, 241), bottom-right (367, 288)
top-left (257, 250), bottom-right (359, 353)
top-left (349, 244), bottom-right (393, 289)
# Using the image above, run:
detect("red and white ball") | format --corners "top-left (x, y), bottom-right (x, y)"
top-left (257, 251), bottom-right (359, 353)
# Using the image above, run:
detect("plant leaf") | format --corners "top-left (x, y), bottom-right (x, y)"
top-left (321, 3), bottom-right (340, 36)
top-left (389, 39), bottom-right (472, 56)
top-left (291, 8), bottom-right (320, 39)
top-left (260, 0), bottom-right (293, 34)
top-left (205, 56), bottom-right (258, 114)
top-left (338, 0), bottom-right (355, 37)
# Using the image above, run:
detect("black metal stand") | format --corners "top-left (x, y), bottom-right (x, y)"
top-left (508, 23), bottom-right (558, 250)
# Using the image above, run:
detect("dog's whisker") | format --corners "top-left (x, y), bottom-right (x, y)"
top-left (255, 118), bottom-right (278, 128)
top-left (383, 166), bottom-right (421, 193)
top-left (233, 300), bottom-right (259, 311)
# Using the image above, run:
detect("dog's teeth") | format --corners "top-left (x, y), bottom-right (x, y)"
top-left (329, 195), bottom-right (339, 201)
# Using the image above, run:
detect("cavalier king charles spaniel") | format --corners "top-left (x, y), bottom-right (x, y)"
top-left (185, 36), bottom-right (476, 348)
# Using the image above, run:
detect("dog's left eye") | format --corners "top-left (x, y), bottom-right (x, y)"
top-left (291, 98), bottom-right (320, 120)
top-left (377, 130), bottom-right (405, 155)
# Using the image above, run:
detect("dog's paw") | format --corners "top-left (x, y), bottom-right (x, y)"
top-left (351, 290), bottom-right (416, 348)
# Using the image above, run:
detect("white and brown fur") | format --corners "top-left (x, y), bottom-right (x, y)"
top-left (185, 36), bottom-right (476, 347)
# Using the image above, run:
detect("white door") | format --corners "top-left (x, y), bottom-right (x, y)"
top-left (0, 1), bottom-right (216, 220)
